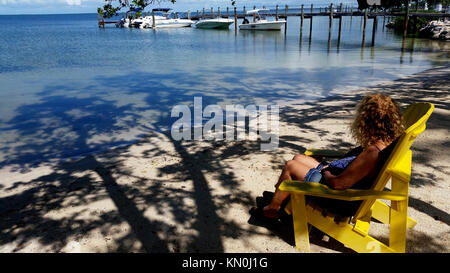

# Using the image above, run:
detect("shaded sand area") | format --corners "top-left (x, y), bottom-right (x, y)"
top-left (0, 65), bottom-right (449, 253)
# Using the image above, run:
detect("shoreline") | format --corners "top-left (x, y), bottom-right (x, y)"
top-left (0, 65), bottom-right (449, 253)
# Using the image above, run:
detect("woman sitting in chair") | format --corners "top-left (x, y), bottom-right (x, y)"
top-left (262, 94), bottom-right (405, 219)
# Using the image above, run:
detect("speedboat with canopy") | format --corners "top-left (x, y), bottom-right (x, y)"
top-left (116, 8), bottom-right (193, 29)
top-left (150, 8), bottom-right (194, 28)
top-left (239, 9), bottom-right (286, 30)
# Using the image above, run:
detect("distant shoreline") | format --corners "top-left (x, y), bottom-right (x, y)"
top-left (0, 12), bottom-right (98, 16)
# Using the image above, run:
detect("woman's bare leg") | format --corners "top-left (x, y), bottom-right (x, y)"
top-left (263, 159), bottom-right (315, 218)
top-left (292, 154), bottom-right (321, 170)
top-left (274, 155), bottom-right (320, 188)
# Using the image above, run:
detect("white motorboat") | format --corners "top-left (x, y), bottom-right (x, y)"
top-left (239, 9), bottom-right (286, 30)
top-left (116, 8), bottom-right (154, 28)
top-left (116, 18), bottom-right (130, 28)
top-left (116, 16), bottom-right (158, 28)
top-left (137, 12), bottom-right (167, 29)
top-left (153, 18), bottom-right (194, 28)
top-left (116, 8), bottom-right (193, 29)
top-left (131, 17), bottom-right (147, 28)
top-left (151, 8), bottom-right (194, 28)
top-left (194, 17), bottom-right (234, 29)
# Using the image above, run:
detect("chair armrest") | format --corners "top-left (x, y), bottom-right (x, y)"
top-left (279, 180), bottom-right (407, 201)
top-left (304, 149), bottom-right (348, 158)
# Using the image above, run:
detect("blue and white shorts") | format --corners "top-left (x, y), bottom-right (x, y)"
top-left (304, 163), bottom-right (325, 183)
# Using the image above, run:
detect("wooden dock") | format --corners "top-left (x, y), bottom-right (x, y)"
top-left (98, 2), bottom-right (450, 45)
top-left (183, 11), bottom-right (450, 20)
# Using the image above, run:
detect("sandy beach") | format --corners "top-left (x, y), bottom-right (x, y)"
top-left (0, 65), bottom-right (449, 253)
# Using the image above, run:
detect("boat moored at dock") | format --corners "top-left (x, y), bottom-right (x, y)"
top-left (239, 9), bottom-right (286, 31)
top-left (151, 8), bottom-right (194, 28)
top-left (116, 8), bottom-right (193, 29)
top-left (194, 17), bottom-right (234, 29)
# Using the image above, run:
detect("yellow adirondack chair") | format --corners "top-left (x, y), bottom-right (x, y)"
top-left (279, 102), bottom-right (434, 253)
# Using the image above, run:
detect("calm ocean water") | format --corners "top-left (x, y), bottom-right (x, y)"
top-left (0, 13), bottom-right (448, 169)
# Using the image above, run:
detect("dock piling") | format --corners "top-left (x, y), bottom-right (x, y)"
top-left (285, 5), bottom-right (288, 33)
top-left (372, 15), bottom-right (377, 46)
top-left (362, 9), bottom-right (368, 45)
top-left (276, 5), bottom-right (279, 21)
top-left (234, 7), bottom-right (237, 33)
top-left (152, 9), bottom-right (156, 28)
top-left (328, 3), bottom-right (333, 45)
top-left (300, 4), bottom-right (304, 41)
top-left (361, 10), bottom-right (363, 28)
top-left (404, 0), bottom-right (410, 37)
top-left (310, 4), bottom-right (313, 39)
top-left (329, 3), bottom-right (333, 30)
top-left (338, 3), bottom-right (343, 46)
top-left (97, 12), bottom-right (105, 28)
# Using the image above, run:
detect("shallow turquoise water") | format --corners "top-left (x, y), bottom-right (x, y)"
top-left (0, 13), bottom-right (448, 168)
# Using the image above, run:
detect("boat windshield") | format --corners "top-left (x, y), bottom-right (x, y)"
top-left (247, 9), bottom-right (267, 22)
top-left (251, 12), bottom-right (266, 22)
top-left (152, 8), bottom-right (177, 19)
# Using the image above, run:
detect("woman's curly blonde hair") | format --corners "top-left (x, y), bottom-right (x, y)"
top-left (351, 94), bottom-right (405, 148)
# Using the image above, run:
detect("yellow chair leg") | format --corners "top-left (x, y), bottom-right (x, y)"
top-left (291, 194), bottom-right (310, 252)
top-left (353, 211), bottom-right (372, 236)
top-left (306, 206), bottom-right (395, 253)
top-left (389, 200), bottom-right (408, 253)
top-left (372, 200), bottom-right (417, 229)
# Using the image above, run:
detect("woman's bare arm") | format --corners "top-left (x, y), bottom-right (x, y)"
top-left (322, 145), bottom-right (380, 190)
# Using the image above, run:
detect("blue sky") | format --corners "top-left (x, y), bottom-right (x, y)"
top-left (0, 0), bottom-right (358, 15)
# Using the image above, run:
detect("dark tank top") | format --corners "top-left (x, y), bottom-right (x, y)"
top-left (310, 139), bottom-right (398, 217)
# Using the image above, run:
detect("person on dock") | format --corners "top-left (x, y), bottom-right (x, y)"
top-left (254, 94), bottom-right (405, 219)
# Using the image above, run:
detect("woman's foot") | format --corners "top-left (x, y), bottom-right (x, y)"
top-left (263, 205), bottom-right (280, 219)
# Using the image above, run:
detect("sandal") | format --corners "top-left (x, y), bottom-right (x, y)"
top-left (249, 206), bottom-right (280, 221)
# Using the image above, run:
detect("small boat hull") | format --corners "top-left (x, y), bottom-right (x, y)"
top-left (195, 19), bottom-right (234, 29)
top-left (154, 19), bottom-right (194, 28)
top-left (239, 20), bottom-right (286, 30)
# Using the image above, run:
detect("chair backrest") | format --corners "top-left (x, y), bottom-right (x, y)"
top-left (353, 102), bottom-right (435, 221)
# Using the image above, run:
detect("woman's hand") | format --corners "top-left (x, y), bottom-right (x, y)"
top-left (321, 168), bottom-right (337, 188)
